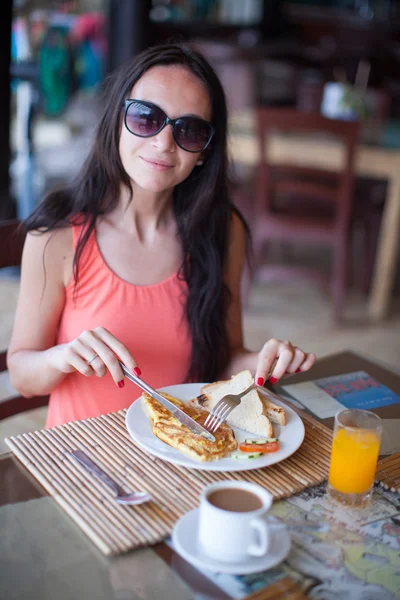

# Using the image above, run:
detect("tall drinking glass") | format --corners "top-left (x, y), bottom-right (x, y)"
top-left (327, 409), bottom-right (382, 507)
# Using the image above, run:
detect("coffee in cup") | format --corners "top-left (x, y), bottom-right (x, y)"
top-left (198, 481), bottom-right (273, 563)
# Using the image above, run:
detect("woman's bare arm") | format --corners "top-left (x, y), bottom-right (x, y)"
top-left (7, 227), bottom-right (73, 396)
top-left (223, 213), bottom-right (316, 384)
top-left (223, 212), bottom-right (256, 376)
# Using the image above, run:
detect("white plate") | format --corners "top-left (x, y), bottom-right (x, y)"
top-left (125, 383), bottom-right (304, 472)
top-left (172, 508), bottom-right (291, 574)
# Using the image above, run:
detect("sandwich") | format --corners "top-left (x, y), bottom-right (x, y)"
top-left (190, 370), bottom-right (286, 437)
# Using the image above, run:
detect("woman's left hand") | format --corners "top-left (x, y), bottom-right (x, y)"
top-left (255, 339), bottom-right (316, 386)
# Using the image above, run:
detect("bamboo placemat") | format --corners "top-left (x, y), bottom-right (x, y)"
top-left (376, 452), bottom-right (400, 493)
top-left (5, 409), bottom-right (332, 556)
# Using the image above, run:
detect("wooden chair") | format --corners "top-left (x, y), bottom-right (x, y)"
top-left (0, 219), bottom-right (49, 420)
top-left (252, 108), bottom-right (360, 322)
top-left (294, 84), bottom-right (391, 293)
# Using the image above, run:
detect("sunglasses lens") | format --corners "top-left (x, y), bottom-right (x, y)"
top-left (175, 117), bottom-right (212, 152)
top-left (125, 101), bottom-right (164, 137)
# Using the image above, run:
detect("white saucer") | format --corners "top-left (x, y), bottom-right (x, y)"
top-left (171, 509), bottom-right (291, 575)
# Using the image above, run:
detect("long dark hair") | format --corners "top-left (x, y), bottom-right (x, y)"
top-left (25, 42), bottom-right (249, 382)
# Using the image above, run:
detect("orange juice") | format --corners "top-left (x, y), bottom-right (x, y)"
top-left (328, 428), bottom-right (380, 494)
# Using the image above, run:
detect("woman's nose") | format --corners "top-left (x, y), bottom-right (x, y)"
top-left (151, 123), bottom-right (176, 152)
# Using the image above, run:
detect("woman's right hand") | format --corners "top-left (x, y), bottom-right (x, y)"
top-left (48, 326), bottom-right (140, 387)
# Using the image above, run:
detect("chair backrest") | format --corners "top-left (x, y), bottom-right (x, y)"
top-left (0, 219), bottom-right (49, 420)
top-left (0, 219), bottom-right (26, 269)
top-left (255, 107), bottom-right (360, 230)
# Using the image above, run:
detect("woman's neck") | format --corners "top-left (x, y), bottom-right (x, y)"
top-left (109, 184), bottom-right (175, 243)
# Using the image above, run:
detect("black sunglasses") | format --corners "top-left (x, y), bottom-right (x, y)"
top-left (123, 99), bottom-right (215, 153)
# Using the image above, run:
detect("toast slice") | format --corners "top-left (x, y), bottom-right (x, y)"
top-left (202, 375), bottom-right (287, 427)
top-left (257, 387), bottom-right (287, 426)
top-left (190, 370), bottom-right (275, 437)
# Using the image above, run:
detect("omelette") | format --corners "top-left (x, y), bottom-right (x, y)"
top-left (142, 392), bottom-right (237, 462)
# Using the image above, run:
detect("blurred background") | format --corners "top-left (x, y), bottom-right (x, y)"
top-left (1, 0), bottom-right (400, 443)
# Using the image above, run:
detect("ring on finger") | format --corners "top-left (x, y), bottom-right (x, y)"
top-left (87, 353), bottom-right (99, 365)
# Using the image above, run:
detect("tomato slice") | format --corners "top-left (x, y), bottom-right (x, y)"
top-left (239, 441), bottom-right (279, 453)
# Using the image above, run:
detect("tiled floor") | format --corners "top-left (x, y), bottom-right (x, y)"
top-left (244, 281), bottom-right (400, 376)
top-left (1, 270), bottom-right (399, 453)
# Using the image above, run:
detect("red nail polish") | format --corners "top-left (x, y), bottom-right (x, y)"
top-left (117, 380), bottom-right (125, 388)
top-left (257, 377), bottom-right (264, 386)
top-left (270, 377), bottom-right (278, 384)
top-left (133, 367), bottom-right (142, 377)
top-left (296, 369), bottom-right (302, 373)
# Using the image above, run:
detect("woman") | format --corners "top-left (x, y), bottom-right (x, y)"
top-left (7, 42), bottom-right (315, 427)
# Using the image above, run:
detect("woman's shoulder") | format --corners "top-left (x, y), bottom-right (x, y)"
top-left (24, 226), bottom-right (74, 286)
top-left (224, 209), bottom-right (247, 283)
top-left (25, 224), bottom-right (73, 253)
top-left (228, 208), bottom-right (247, 246)
top-left (25, 210), bottom-right (92, 256)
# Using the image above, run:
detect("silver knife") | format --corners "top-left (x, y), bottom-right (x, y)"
top-left (119, 362), bottom-right (216, 442)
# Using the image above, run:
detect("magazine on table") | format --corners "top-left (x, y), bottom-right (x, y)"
top-left (279, 370), bottom-right (400, 455)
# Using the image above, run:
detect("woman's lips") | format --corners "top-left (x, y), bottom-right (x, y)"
top-left (141, 157), bottom-right (174, 171)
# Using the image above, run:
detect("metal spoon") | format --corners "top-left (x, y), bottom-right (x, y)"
top-left (70, 450), bottom-right (152, 506)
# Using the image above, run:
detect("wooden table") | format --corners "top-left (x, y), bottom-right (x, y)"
top-left (228, 111), bottom-right (400, 321)
top-left (1, 351), bottom-right (400, 600)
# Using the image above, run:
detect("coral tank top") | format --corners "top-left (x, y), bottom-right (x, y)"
top-left (46, 221), bottom-right (191, 427)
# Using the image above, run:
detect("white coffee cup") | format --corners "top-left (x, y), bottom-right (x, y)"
top-left (198, 481), bottom-right (273, 563)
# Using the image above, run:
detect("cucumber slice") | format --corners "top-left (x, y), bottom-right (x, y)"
top-left (244, 438), bottom-right (278, 444)
top-left (231, 452), bottom-right (263, 460)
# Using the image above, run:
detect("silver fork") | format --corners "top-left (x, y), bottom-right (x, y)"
top-left (203, 383), bottom-right (255, 433)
